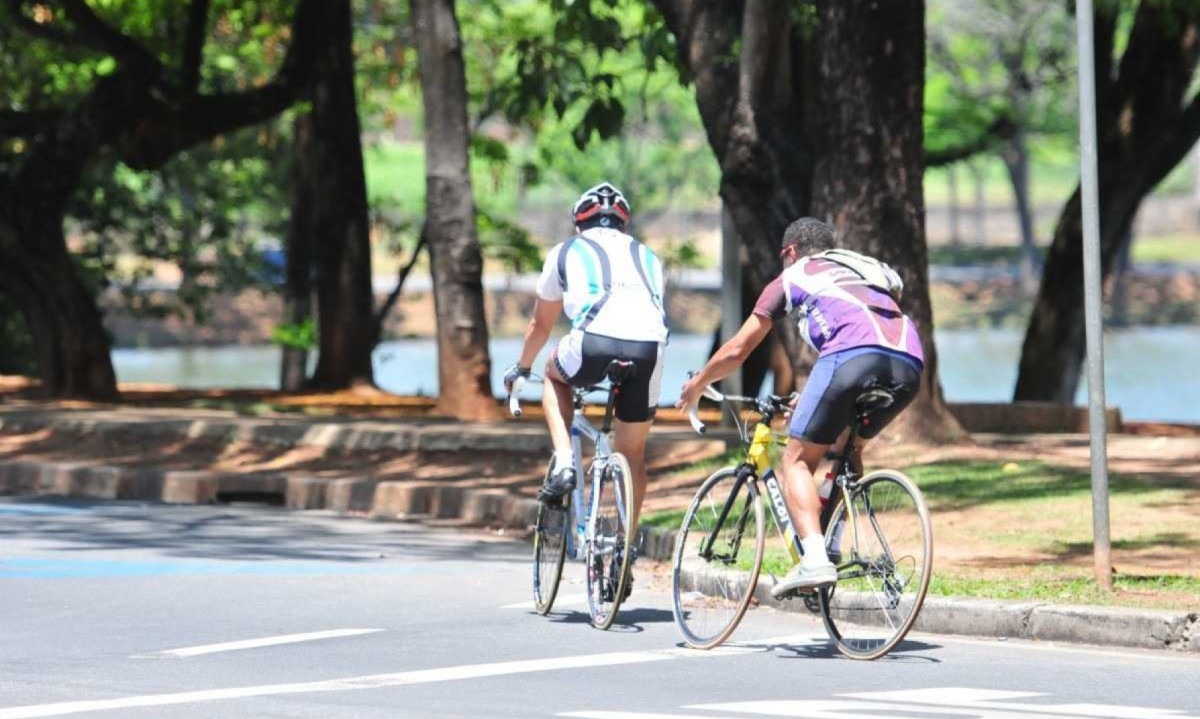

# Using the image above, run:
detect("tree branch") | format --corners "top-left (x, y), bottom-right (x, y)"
top-left (925, 116), bottom-right (1017, 167)
top-left (181, 0), bottom-right (211, 94)
top-left (58, 0), bottom-right (162, 75)
top-left (117, 0), bottom-right (318, 170)
top-left (375, 235), bottom-right (428, 330)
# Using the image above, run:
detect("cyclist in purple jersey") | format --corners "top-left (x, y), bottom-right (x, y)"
top-left (678, 217), bottom-right (923, 596)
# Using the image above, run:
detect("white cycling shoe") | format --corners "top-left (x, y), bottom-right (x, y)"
top-left (771, 560), bottom-right (838, 598)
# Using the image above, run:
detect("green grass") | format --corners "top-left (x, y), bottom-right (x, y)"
top-left (1130, 235), bottom-right (1200, 264)
top-left (929, 569), bottom-right (1200, 606)
top-left (644, 454), bottom-right (1199, 609)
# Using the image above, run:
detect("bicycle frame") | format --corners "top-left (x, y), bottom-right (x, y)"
top-left (564, 385), bottom-right (627, 561)
top-left (701, 404), bottom-right (865, 572)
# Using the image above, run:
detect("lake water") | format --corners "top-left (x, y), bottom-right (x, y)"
top-left (111, 326), bottom-right (1200, 424)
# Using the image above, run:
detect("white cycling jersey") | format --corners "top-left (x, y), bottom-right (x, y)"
top-left (535, 227), bottom-right (669, 343)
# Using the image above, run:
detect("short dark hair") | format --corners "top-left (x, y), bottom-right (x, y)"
top-left (781, 217), bottom-right (835, 255)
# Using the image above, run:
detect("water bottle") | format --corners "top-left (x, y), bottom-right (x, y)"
top-left (818, 474), bottom-right (834, 510)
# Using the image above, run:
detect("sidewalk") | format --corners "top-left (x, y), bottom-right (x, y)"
top-left (0, 403), bottom-right (1196, 654)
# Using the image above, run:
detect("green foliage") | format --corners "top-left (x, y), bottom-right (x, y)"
top-left (477, 208), bottom-right (542, 273)
top-left (67, 125), bottom-right (290, 321)
top-left (271, 320), bottom-right (317, 350)
top-left (925, 0), bottom-right (1075, 162)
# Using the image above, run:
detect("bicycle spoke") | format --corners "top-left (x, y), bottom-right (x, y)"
top-left (819, 470), bottom-right (932, 660)
top-left (672, 467), bottom-right (765, 649)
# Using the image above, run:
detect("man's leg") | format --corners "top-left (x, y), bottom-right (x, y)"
top-left (613, 418), bottom-right (652, 529)
top-left (772, 436), bottom-right (839, 596)
top-left (542, 357), bottom-right (574, 457)
top-left (779, 436), bottom-right (831, 540)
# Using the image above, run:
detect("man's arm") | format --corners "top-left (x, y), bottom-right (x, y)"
top-left (517, 297), bottom-right (563, 369)
top-left (677, 313), bottom-right (773, 407)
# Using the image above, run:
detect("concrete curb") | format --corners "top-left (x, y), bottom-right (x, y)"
top-left (653, 528), bottom-right (1199, 654)
top-left (0, 458), bottom-right (542, 531)
top-left (0, 407), bottom-right (733, 459)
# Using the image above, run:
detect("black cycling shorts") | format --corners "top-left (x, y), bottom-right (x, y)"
top-left (552, 331), bottom-right (663, 423)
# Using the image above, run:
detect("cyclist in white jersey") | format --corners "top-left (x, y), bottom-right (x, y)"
top-left (679, 217), bottom-right (923, 597)
top-left (504, 183), bottom-right (669, 538)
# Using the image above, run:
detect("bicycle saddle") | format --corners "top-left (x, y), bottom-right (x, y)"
top-left (855, 382), bottom-right (897, 412)
top-left (603, 359), bottom-right (637, 385)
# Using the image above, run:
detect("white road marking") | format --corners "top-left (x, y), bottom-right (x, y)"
top-left (134, 629), bottom-right (385, 658)
top-left (501, 593), bottom-right (588, 609)
top-left (695, 688), bottom-right (1200, 719)
top-left (849, 688), bottom-right (1197, 718)
top-left (1, 634), bottom-right (819, 718)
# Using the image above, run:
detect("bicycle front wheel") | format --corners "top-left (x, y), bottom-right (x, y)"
top-left (585, 453), bottom-right (635, 630)
top-left (671, 467), bottom-right (765, 649)
top-left (532, 458), bottom-right (571, 615)
top-left (819, 469), bottom-right (932, 660)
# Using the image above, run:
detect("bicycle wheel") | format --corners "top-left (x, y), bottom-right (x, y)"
top-left (532, 460), bottom-right (571, 615)
top-left (818, 469), bottom-right (932, 660)
top-left (585, 453), bottom-right (635, 630)
top-left (671, 467), bottom-right (765, 649)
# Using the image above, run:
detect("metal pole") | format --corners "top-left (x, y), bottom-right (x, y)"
top-left (720, 204), bottom-right (743, 397)
top-left (1075, 0), bottom-right (1113, 591)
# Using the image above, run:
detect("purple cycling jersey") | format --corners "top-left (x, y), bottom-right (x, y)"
top-left (752, 255), bottom-right (924, 365)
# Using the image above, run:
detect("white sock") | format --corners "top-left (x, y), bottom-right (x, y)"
top-left (801, 534), bottom-right (830, 565)
top-left (554, 450), bottom-right (575, 472)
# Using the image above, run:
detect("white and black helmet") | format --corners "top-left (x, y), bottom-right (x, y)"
top-left (571, 182), bottom-right (631, 229)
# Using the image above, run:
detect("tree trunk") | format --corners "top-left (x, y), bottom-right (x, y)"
top-left (0, 222), bottom-right (117, 399)
top-left (810, 0), bottom-right (961, 440)
top-left (947, 164), bottom-right (961, 246)
top-left (1001, 130), bottom-right (1040, 294)
top-left (652, 0), bottom-right (814, 392)
top-left (281, 112), bottom-right (316, 392)
top-left (1014, 2), bottom-right (1200, 403)
top-left (411, 0), bottom-right (498, 421)
top-left (1013, 181), bottom-right (1140, 402)
top-left (970, 161), bottom-right (988, 244)
top-left (304, 0), bottom-right (377, 391)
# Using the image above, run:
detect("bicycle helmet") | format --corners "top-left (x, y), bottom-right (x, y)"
top-left (571, 182), bottom-right (631, 230)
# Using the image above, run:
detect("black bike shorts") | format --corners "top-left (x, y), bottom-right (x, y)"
top-left (789, 347), bottom-right (922, 444)
top-left (552, 330), bottom-right (664, 423)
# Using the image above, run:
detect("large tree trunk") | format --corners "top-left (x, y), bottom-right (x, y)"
top-left (280, 112), bottom-right (316, 392)
top-left (411, 0), bottom-right (498, 421)
top-left (1014, 2), bottom-right (1200, 403)
top-left (305, 0), bottom-right (377, 390)
top-left (0, 222), bottom-right (117, 399)
top-left (652, 0), bottom-right (813, 393)
top-left (1, 0), bottom-right (319, 400)
top-left (810, 0), bottom-right (961, 440)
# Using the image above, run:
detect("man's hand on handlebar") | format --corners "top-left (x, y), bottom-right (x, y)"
top-left (502, 363), bottom-right (531, 394)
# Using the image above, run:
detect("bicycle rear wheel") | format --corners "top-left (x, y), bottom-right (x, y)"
top-left (585, 453), bottom-right (635, 630)
top-left (532, 459), bottom-right (571, 615)
top-left (671, 467), bottom-right (765, 649)
top-left (818, 469), bottom-right (932, 660)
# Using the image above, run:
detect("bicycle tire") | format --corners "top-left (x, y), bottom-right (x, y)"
top-left (818, 469), bottom-right (932, 660)
top-left (671, 466), bottom-right (766, 649)
top-left (531, 459), bottom-right (570, 615)
top-left (586, 452), bottom-right (635, 630)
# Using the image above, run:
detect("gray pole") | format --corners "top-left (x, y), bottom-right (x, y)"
top-left (720, 205), bottom-right (744, 397)
top-left (1075, 0), bottom-right (1113, 590)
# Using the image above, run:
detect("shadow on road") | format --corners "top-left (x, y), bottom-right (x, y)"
top-left (0, 496), bottom-right (529, 566)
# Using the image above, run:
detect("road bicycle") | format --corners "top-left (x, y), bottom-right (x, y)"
top-left (676, 382), bottom-right (932, 659)
top-left (508, 361), bottom-right (638, 630)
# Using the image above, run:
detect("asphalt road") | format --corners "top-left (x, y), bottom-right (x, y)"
top-left (1, 497), bottom-right (1197, 719)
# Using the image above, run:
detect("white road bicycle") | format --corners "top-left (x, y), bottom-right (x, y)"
top-left (508, 361), bottom-right (638, 630)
